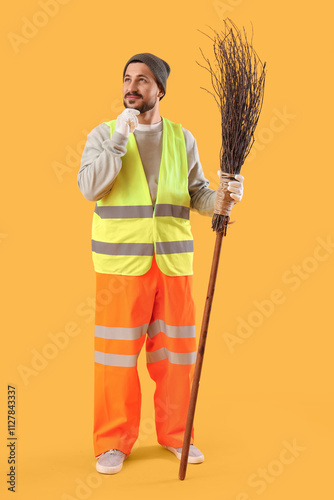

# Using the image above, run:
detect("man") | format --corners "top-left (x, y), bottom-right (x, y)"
top-left (78, 52), bottom-right (244, 475)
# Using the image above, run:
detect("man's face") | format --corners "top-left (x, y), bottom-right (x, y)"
top-left (123, 62), bottom-right (164, 114)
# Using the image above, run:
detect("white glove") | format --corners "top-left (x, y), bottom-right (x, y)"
top-left (217, 171), bottom-right (244, 202)
top-left (116, 109), bottom-right (140, 137)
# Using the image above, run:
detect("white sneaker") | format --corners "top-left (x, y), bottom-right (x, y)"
top-left (163, 444), bottom-right (204, 464)
top-left (96, 449), bottom-right (128, 474)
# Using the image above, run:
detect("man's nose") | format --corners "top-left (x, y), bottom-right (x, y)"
top-left (126, 82), bottom-right (138, 94)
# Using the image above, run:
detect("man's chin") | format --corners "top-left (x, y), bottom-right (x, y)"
top-left (124, 101), bottom-right (143, 113)
top-left (123, 98), bottom-right (157, 115)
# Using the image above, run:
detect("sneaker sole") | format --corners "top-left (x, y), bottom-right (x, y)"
top-left (163, 445), bottom-right (204, 464)
top-left (96, 455), bottom-right (128, 474)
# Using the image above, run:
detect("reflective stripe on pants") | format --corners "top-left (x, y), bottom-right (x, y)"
top-left (94, 254), bottom-right (196, 456)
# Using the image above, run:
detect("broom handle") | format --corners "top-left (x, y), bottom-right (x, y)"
top-left (179, 230), bottom-right (224, 480)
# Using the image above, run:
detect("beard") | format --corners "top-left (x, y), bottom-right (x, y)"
top-left (123, 94), bottom-right (158, 114)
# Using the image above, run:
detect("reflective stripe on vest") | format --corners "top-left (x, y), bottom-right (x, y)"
top-left (91, 117), bottom-right (193, 276)
top-left (94, 204), bottom-right (190, 220)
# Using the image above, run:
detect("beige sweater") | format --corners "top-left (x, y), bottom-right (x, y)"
top-left (78, 119), bottom-right (217, 216)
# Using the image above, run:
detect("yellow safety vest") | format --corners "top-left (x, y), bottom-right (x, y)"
top-left (91, 117), bottom-right (193, 276)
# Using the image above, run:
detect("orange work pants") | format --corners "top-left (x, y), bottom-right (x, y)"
top-left (93, 254), bottom-right (196, 456)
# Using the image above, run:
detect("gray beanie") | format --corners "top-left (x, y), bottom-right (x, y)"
top-left (123, 52), bottom-right (171, 99)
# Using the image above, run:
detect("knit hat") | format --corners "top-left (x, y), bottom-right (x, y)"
top-left (123, 52), bottom-right (171, 99)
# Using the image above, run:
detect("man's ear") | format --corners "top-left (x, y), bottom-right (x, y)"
top-left (158, 84), bottom-right (165, 100)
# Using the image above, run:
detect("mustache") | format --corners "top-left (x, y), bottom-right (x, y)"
top-left (125, 92), bottom-right (143, 98)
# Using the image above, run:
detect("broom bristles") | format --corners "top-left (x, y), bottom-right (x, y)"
top-left (197, 19), bottom-right (266, 232)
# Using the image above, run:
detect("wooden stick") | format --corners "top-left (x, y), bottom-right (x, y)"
top-left (179, 230), bottom-right (224, 480)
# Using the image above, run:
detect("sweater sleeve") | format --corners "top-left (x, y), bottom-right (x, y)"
top-left (182, 128), bottom-right (217, 217)
top-left (77, 123), bottom-right (129, 201)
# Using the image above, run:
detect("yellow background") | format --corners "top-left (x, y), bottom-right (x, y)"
top-left (1, 0), bottom-right (333, 498)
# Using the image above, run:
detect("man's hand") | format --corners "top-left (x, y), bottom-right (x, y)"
top-left (116, 109), bottom-right (140, 137)
top-left (217, 171), bottom-right (244, 202)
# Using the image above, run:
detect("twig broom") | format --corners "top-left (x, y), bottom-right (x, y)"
top-left (179, 19), bottom-right (266, 480)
